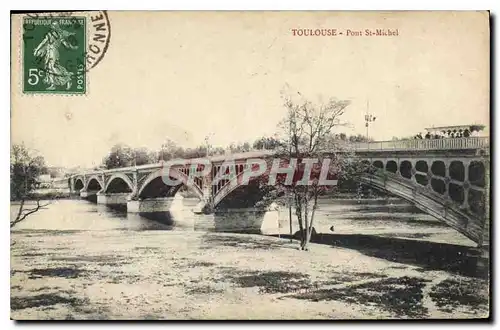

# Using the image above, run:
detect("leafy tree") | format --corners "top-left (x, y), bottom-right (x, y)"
top-left (211, 147), bottom-right (226, 156)
top-left (348, 134), bottom-right (374, 142)
top-left (241, 142), bottom-right (251, 152)
top-left (159, 139), bottom-right (186, 161)
top-left (228, 142), bottom-right (252, 153)
top-left (183, 146), bottom-right (207, 159)
top-left (102, 144), bottom-right (134, 169)
top-left (133, 147), bottom-right (157, 166)
top-left (10, 144), bottom-right (49, 228)
top-left (102, 144), bottom-right (157, 168)
top-left (253, 136), bottom-right (282, 150)
top-left (391, 135), bottom-right (414, 141)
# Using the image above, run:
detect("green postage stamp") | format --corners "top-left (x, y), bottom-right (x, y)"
top-left (22, 16), bottom-right (86, 94)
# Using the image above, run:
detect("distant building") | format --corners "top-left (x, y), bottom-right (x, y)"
top-left (38, 174), bottom-right (51, 183)
top-left (35, 174), bottom-right (52, 189)
top-left (47, 166), bottom-right (66, 178)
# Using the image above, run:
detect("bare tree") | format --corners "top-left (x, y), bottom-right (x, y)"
top-left (11, 199), bottom-right (50, 228)
top-left (10, 144), bottom-right (50, 228)
top-left (271, 89), bottom-right (365, 250)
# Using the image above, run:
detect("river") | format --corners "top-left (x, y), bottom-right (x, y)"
top-left (10, 197), bottom-right (476, 247)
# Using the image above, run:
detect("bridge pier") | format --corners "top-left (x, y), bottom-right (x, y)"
top-left (477, 246), bottom-right (490, 275)
top-left (127, 197), bottom-right (176, 213)
top-left (126, 197), bottom-right (194, 228)
top-left (465, 245), bottom-right (490, 276)
top-left (97, 193), bottom-right (129, 206)
top-left (193, 200), bottom-right (213, 214)
top-left (212, 208), bottom-right (280, 234)
top-left (69, 191), bottom-right (81, 198)
top-left (80, 190), bottom-right (99, 202)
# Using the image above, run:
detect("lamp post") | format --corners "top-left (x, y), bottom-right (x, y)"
top-left (364, 100), bottom-right (376, 145)
top-left (364, 101), bottom-right (377, 197)
top-left (205, 133), bottom-right (214, 157)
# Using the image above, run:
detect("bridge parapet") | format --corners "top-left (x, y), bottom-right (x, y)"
top-left (351, 136), bottom-right (489, 152)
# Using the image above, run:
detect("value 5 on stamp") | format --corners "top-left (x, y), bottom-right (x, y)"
top-left (23, 16), bottom-right (86, 94)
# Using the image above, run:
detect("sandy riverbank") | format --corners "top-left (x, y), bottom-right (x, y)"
top-left (11, 229), bottom-right (489, 320)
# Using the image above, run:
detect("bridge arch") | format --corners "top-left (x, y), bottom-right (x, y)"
top-left (85, 175), bottom-right (104, 191)
top-left (74, 178), bottom-right (84, 191)
top-left (357, 170), bottom-right (487, 245)
top-left (212, 166), bottom-right (277, 209)
top-left (137, 168), bottom-right (204, 200)
top-left (362, 158), bottom-right (486, 206)
top-left (104, 173), bottom-right (134, 194)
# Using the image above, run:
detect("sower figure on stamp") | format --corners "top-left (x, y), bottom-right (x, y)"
top-left (33, 21), bottom-right (78, 90)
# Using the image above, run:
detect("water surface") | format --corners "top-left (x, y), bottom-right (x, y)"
top-left (10, 197), bottom-right (475, 247)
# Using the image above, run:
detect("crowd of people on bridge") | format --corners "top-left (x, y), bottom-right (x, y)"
top-left (414, 128), bottom-right (471, 140)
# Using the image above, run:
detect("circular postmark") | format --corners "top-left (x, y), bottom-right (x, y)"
top-left (83, 11), bottom-right (111, 71)
top-left (21, 11), bottom-right (111, 93)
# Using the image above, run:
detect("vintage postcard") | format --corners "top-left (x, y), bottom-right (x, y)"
top-left (10, 11), bottom-right (490, 320)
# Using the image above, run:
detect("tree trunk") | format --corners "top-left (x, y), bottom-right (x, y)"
top-left (14, 199), bottom-right (25, 223)
top-left (306, 194), bottom-right (319, 246)
top-left (302, 196), bottom-right (309, 250)
top-left (288, 203), bottom-right (293, 243)
top-left (295, 194), bottom-right (304, 248)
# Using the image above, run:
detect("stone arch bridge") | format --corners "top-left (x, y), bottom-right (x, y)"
top-left (70, 137), bottom-right (489, 248)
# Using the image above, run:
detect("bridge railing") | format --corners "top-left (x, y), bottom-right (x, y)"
top-left (71, 137), bottom-right (489, 177)
top-left (351, 137), bottom-right (489, 152)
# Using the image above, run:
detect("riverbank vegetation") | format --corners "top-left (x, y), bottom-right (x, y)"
top-left (10, 144), bottom-right (51, 228)
top-left (99, 134), bottom-right (373, 171)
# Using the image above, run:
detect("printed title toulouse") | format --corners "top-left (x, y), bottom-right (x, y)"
top-left (160, 158), bottom-right (339, 187)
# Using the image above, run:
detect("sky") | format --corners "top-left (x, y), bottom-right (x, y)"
top-left (11, 11), bottom-right (490, 168)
